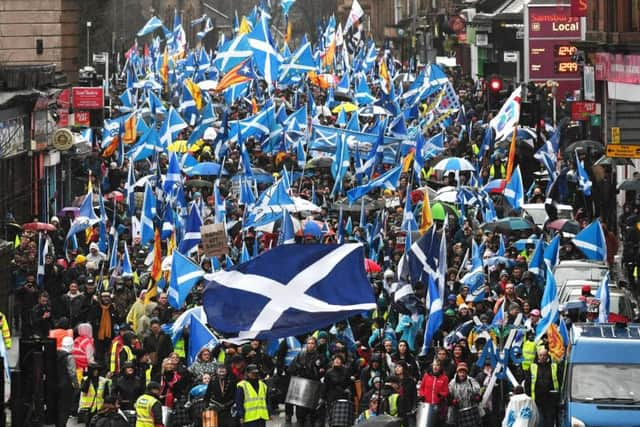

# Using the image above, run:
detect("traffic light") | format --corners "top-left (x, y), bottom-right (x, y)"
top-left (486, 75), bottom-right (503, 111)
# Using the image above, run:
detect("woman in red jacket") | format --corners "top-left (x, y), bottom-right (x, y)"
top-left (418, 361), bottom-right (449, 423)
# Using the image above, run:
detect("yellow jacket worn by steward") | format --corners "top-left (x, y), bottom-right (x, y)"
top-left (236, 379), bottom-right (270, 423)
top-left (134, 393), bottom-right (163, 427)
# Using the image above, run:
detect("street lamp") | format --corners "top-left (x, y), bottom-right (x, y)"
top-left (86, 21), bottom-right (92, 66)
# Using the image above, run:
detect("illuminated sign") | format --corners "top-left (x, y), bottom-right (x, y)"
top-left (554, 45), bottom-right (577, 57)
top-left (555, 61), bottom-right (579, 73)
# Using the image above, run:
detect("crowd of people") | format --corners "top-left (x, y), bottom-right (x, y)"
top-left (3, 3), bottom-right (636, 427)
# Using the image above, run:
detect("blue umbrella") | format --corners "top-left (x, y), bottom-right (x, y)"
top-left (513, 237), bottom-right (540, 251)
top-left (300, 220), bottom-right (323, 239)
top-left (231, 172), bottom-right (274, 185)
top-left (185, 162), bottom-right (226, 176)
top-left (433, 157), bottom-right (475, 172)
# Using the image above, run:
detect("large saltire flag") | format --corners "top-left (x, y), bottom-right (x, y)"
top-left (202, 244), bottom-right (376, 340)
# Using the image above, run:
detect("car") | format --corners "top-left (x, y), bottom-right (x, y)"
top-left (553, 260), bottom-right (609, 286)
top-left (521, 203), bottom-right (573, 228)
top-left (558, 279), bottom-right (603, 300)
top-left (560, 323), bottom-right (640, 427)
top-left (559, 286), bottom-right (639, 322)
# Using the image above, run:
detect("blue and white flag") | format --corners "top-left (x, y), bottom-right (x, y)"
top-left (595, 271), bottom-right (610, 323)
top-left (407, 226), bottom-right (442, 286)
top-left (576, 151), bottom-right (592, 197)
top-left (401, 184), bottom-right (418, 232)
top-left (109, 232), bottom-right (119, 272)
top-left (178, 206), bottom-right (202, 254)
top-left (503, 165), bottom-right (524, 212)
top-left (278, 209), bottom-right (296, 245)
top-left (169, 250), bottom-right (205, 309)
top-left (140, 182), bottom-right (157, 246)
top-left (331, 135), bottom-right (350, 196)
top-left (572, 219), bottom-right (607, 261)
top-left (65, 188), bottom-right (100, 248)
top-left (461, 239), bottom-right (485, 291)
top-left (528, 238), bottom-right (545, 279)
top-left (213, 34), bottom-right (253, 73)
top-left (188, 315), bottom-right (219, 365)
top-left (535, 267), bottom-right (559, 342)
top-left (202, 244), bottom-right (376, 340)
top-left (278, 39), bottom-right (316, 84)
top-left (240, 242), bottom-right (251, 263)
top-left (159, 107), bottom-right (188, 149)
top-left (420, 275), bottom-right (443, 356)
top-left (354, 76), bottom-right (375, 105)
top-left (137, 16), bottom-right (163, 37)
top-left (248, 16), bottom-right (282, 87)
top-left (347, 166), bottom-right (401, 203)
top-left (36, 233), bottom-right (49, 287)
top-left (121, 242), bottom-right (134, 277)
top-left (163, 151), bottom-right (182, 195)
top-left (544, 234), bottom-right (560, 271)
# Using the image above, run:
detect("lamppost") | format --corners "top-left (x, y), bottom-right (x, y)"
top-left (86, 21), bottom-right (92, 66)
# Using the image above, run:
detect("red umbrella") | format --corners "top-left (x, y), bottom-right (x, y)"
top-left (364, 258), bottom-right (382, 273)
top-left (22, 222), bottom-right (57, 232)
top-left (105, 190), bottom-right (125, 202)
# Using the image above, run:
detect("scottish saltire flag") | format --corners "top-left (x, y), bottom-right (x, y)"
top-left (159, 107), bottom-right (188, 149)
top-left (492, 302), bottom-right (505, 326)
top-left (401, 185), bottom-right (418, 232)
top-left (202, 244), bottom-right (376, 340)
top-left (420, 275), bottom-right (443, 356)
top-left (169, 250), bottom-right (205, 309)
top-left (278, 209), bottom-right (296, 245)
top-left (544, 234), bottom-right (560, 270)
top-left (147, 90), bottom-right (167, 116)
top-left (65, 188), bottom-right (100, 248)
top-left (138, 16), bottom-right (164, 37)
top-left (214, 181), bottom-right (226, 224)
top-left (528, 238), bottom-right (545, 278)
top-left (178, 206), bottom-right (202, 254)
top-left (163, 151), bottom-right (182, 194)
top-left (36, 233), bottom-right (49, 287)
top-left (576, 151), bottom-right (592, 197)
top-left (347, 165), bottom-right (401, 203)
top-left (535, 267), bottom-right (559, 342)
top-left (109, 232), bottom-right (119, 271)
top-left (140, 183), bottom-right (157, 245)
top-left (121, 242), bottom-right (134, 277)
top-left (213, 34), bottom-right (253, 73)
top-left (572, 219), bottom-right (607, 261)
top-left (595, 271), bottom-right (610, 323)
top-left (355, 76), bottom-right (375, 105)
top-left (461, 239), bottom-right (484, 291)
top-left (331, 135), bottom-right (350, 196)
top-left (503, 165), bottom-right (524, 212)
top-left (161, 206), bottom-right (175, 239)
top-left (188, 315), bottom-right (219, 365)
top-left (489, 86), bottom-right (522, 142)
top-left (407, 226), bottom-right (442, 286)
top-left (240, 242), bottom-right (251, 263)
top-left (239, 176), bottom-right (256, 206)
top-left (278, 39), bottom-right (316, 84)
top-left (248, 16), bottom-right (282, 87)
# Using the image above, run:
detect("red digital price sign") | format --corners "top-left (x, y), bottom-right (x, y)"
top-left (554, 62), bottom-right (579, 73)
top-left (554, 45), bottom-right (578, 57)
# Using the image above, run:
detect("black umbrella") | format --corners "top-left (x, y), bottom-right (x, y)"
top-left (184, 179), bottom-right (214, 188)
top-left (619, 179), bottom-right (640, 191)
top-left (482, 217), bottom-right (537, 234)
top-left (564, 139), bottom-right (604, 155)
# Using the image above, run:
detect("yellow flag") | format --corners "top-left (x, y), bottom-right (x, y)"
top-left (402, 150), bottom-right (415, 174)
top-left (285, 21), bottom-right (292, 44)
top-left (547, 323), bottom-right (565, 362)
top-left (167, 231), bottom-right (176, 256)
top-left (183, 78), bottom-right (203, 110)
top-left (420, 189), bottom-right (433, 234)
top-left (239, 17), bottom-right (252, 34)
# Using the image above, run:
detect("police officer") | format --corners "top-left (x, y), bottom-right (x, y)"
top-left (134, 381), bottom-right (164, 427)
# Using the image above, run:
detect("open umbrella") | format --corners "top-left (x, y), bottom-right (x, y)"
top-left (359, 105), bottom-right (392, 117)
top-left (564, 139), bottom-right (604, 155)
top-left (433, 189), bottom-right (457, 204)
top-left (185, 179), bottom-right (214, 189)
top-left (306, 157), bottom-right (334, 169)
top-left (618, 179), bottom-right (640, 191)
top-left (58, 206), bottom-right (80, 217)
top-left (22, 222), bottom-right (57, 232)
top-left (297, 219), bottom-right (324, 238)
top-left (356, 415), bottom-right (404, 427)
top-left (431, 202), bottom-right (459, 221)
top-left (482, 217), bottom-right (537, 234)
top-left (332, 102), bottom-right (358, 113)
top-left (364, 258), bottom-right (382, 273)
top-left (185, 162), bottom-right (226, 176)
top-left (433, 157), bottom-right (475, 172)
top-left (197, 80), bottom-right (218, 91)
top-left (594, 155), bottom-right (634, 167)
top-left (546, 218), bottom-right (580, 234)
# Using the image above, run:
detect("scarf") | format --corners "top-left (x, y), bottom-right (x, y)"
top-left (98, 304), bottom-right (112, 340)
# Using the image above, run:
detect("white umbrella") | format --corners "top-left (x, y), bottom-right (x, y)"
top-left (433, 157), bottom-right (475, 172)
top-left (433, 190), bottom-right (457, 204)
top-left (198, 80), bottom-right (218, 91)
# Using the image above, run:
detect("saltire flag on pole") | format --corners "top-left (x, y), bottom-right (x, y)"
top-left (503, 165), bottom-right (524, 213)
top-left (420, 275), bottom-right (443, 356)
top-left (202, 244), bottom-right (376, 340)
top-left (188, 315), bottom-right (219, 365)
top-left (572, 219), bottom-right (607, 261)
top-left (347, 166), bottom-right (402, 203)
top-left (544, 234), bottom-right (560, 271)
top-left (535, 267), bottom-right (559, 342)
top-left (595, 271), bottom-right (610, 323)
top-left (168, 250), bottom-right (205, 309)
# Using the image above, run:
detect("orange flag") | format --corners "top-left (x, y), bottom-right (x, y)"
top-left (122, 114), bottom-right (137, 144)
top-left (547, 323), bottom-right (565, 362)
top-left (420, 189), bottom-right (433, 234)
